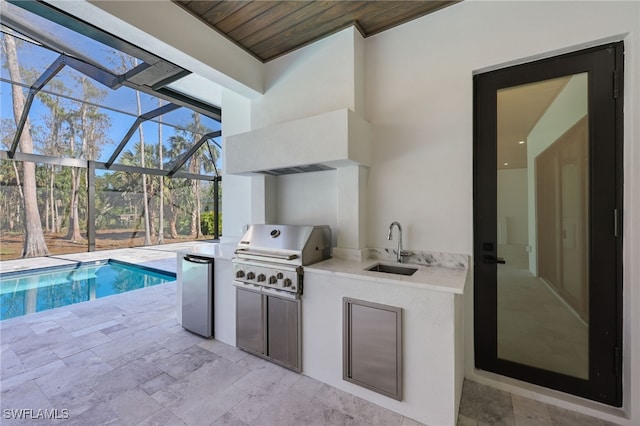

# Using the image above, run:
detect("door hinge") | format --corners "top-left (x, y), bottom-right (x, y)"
top-left (614, 208), bottom-right (620, 237)
top-left (613, 69), bottom-right (619, 99)
top-left (615, 346), bottom-right (622, 376)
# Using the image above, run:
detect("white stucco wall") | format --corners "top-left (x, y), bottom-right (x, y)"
top-left (241, 2), bottom-right (639, 418)
top-left (220, 88), bottom-right (252, 242)
top-left (363, 1), bottom-right (638, 424)
top-left (303, 271), bottom-right (461, 425)
top-left (275, 170), bottom-right (338, 245)
top-left (251, 27), bottom-right (362, 129)
top-left (245, 27), bottom-right (367, 244)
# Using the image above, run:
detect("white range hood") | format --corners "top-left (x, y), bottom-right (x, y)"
top-left (226, 108), bottom-right (370, 175)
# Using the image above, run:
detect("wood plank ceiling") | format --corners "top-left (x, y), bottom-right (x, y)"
top-left (173, 1), bottom-right (459, 62)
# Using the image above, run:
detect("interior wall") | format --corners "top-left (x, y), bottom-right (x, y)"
top-left (527, 74), bottom-right (589, 274)
top-left (364, 1), bottom-right (638, 424)
top-left (497, 168), bottom-right (528, 246)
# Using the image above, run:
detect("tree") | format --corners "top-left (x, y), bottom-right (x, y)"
top-left (189, 114), bottom-right (203, 238)
top-left (115, 142), bottom-right (157, 241)
top-left (134, 88), bottom-right (152, 245)
top-left (157, 98), bottom-right (165, 244)
top-left (1, 34), bottom-right (49, 257)
top-left (0, 119), bottom-right (24, 234)
top-left (39, 81), bottom-right (72, 233)
top-left (64, 76), bottom-right (109, 242)
top-left (167, 113), bottom-right (218, 239)
top-left (166, 134), bottom-right (189, 238)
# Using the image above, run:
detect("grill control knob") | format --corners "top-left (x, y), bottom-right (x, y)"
top-left (235, 270), bottom-right (245, 278)
top-left (257, 274), bottom-right (266, 282)
top-left (276, 272), bottom-right (284, 279)
top-left (269, 276), bottom-right (277, 284)
top-left (246, 272), bottom-right (255, 280)
top-left (283, 278), bottom-right (292, 287)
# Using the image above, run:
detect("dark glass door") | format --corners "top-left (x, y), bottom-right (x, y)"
top-left (473, 42), bottom-right (623, 406)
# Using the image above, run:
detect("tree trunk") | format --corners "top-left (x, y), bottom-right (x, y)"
top-left (63, 122), bottom-right (83, 241)
top-left (66, 166), bottom-right (83, 241)
top-left (55, 198), bottom-right (61, 233)
top-left (45, 195), bottom-right (50, 233)
top-left (46, 106), bottom-right (62, 235)
top-left (3, 34), bottom-right (49, 257)
top-left (195, 180), bottom-right (202, 237)
top-left (11, 160), bottom-right (24, 202)
top-left (169, 201), bottom-right (179, 239)
top-left (10, 160), bottom-right (24, 233)
top-left (188, 115), bottom-right (203, 239)
top-left (135, 89), bottom-right (152, 246)
top-left (190, 212), bottom-right (197, 237)
top-left (189, 161), bottom-right (201, 238)
top-left (157, 99), bottom-right (165, 244)
top-left (149, 192), bottom-right (157, 238)
top-left (49, 167), bottom-right (56, 232)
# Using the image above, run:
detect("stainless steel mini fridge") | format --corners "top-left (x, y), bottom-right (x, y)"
top-left (181, 255), bottom-right (214, 338)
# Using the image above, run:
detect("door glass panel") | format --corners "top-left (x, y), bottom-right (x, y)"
top-left (496, 73), bottom-right (589, 379)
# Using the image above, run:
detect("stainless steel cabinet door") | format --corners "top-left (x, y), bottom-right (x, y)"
top-left (343, 298), bottom-right (402, 400)
top-left (236, 287), bottom-right (264, 354)
top-left (267, 295), bottom-right (300, 371)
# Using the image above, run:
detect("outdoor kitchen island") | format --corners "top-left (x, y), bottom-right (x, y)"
top-left (303, 256), bottom-right (468, 426)
top-left (176, 243), bottom-right (468, 425)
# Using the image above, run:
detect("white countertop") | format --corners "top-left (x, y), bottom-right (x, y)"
top-left (178, 242), bottom-right (236, 260)
top-left (305, 257), bottom-right (467, 294)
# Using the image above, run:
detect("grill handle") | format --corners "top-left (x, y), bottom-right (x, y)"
top-left (234, 249), bottom-right (298, 261)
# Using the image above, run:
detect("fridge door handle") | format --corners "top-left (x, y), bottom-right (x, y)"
top-left (183, 255), bottom-right (213, 264)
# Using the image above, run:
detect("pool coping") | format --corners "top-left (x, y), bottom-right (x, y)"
top-left (0, 242), bottom-right (212, 275)
top-left (0, 258), bottom-right (177, 279)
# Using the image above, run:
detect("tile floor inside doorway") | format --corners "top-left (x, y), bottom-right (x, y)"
top-left (496, 244), bottom-right (589, 379)
top-left (0, 248), bottom-right (621, 425)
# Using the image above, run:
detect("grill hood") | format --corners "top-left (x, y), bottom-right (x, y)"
top-left (235, 224), bottom-right (332, 266)
top-left (225, 108), bottom-right (370, 176)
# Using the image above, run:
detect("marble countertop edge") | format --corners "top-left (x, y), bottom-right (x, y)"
top-left (305, 257), bottom-right (467, 294)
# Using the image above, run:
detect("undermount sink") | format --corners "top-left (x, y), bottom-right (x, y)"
top-left (366, 263), bottom-right (418, 276)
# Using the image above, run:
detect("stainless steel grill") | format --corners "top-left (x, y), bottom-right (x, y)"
top-left (233, 224), bottom-right (332, 372)
top-left (232, 224), bottom-right (332, 297)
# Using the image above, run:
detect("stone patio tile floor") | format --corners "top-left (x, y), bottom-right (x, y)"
top-left (0, 246), bottom-right (623, 425)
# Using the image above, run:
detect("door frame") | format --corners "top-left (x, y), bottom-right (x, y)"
top-left (473, 42), bottom-right (623, 406)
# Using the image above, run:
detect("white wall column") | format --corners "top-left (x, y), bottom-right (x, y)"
top-left (335, 165), bottom-right (369, 259)
top-left (221, 89), bottom-right (252, 242)
top-left (250, 174), bottom-right (277, 226)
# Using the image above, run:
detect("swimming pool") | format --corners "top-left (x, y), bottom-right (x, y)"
top-left (0, 259), bottom-right (176, 320)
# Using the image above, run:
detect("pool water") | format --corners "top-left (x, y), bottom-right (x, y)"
top-left (0, 260), bottom-right (176, 320)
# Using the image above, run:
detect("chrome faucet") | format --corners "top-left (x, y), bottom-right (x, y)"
top-left (387, 221), bottom-right (408, 263)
